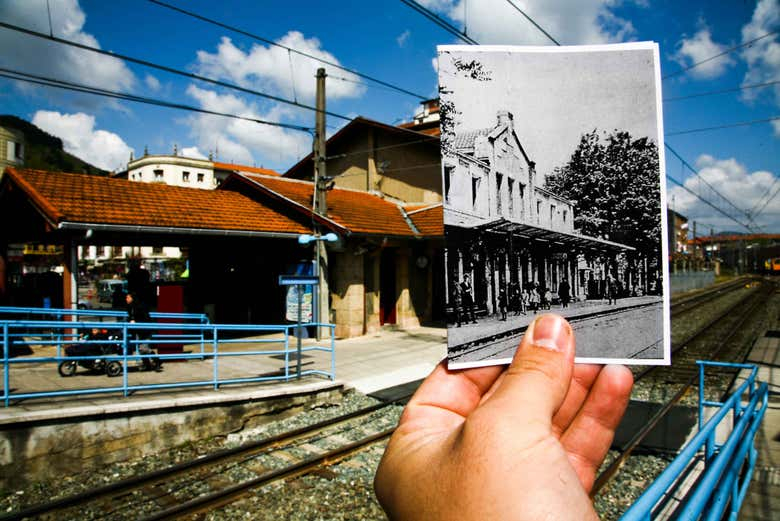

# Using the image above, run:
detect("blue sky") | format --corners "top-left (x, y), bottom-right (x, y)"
top-left (0, 0), bottom-right (778, 233)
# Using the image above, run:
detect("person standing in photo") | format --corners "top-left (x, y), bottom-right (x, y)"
top-left (559, 278), bottom-right (571, 308)
top-left (460, 274), bottom-right (477, 324)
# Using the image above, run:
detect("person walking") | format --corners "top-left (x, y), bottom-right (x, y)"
top-left (126, 292), bottom-right (161, 371)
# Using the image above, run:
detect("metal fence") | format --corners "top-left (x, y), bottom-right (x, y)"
top-left (670, 271), bottom-right (716, 294)
top-left (0, 306), bottom-right (210, 357)
top-left (621, 361), bottom-right (768, 520)
top-left (1, 319), bottom-right (336, 407)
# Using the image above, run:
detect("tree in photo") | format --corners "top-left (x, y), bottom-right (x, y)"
top-left (545, 130), bottom-right (662, 293)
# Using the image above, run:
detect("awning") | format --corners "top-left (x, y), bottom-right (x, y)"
top-left (470, 218), bottom-right (635, 254)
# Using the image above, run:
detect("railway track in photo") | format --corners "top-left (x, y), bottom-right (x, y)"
top-left (592, 277), bottom-right (777, 519)
top-left (0, 398), bottom-right (410, 521)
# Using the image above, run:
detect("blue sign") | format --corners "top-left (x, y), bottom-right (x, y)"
top-left (278, 275), bottom-right (319, 286)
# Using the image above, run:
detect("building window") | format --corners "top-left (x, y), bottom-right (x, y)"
top-left (444, 165), bottom-right (454, 203)
top-left (496, 173), bottom-right (503, 215)
top-left (197, 173), bottom-right (205, 183)
top-left (154, 169), bottom-right (164, 181)
top-left (507, 178), bottom-right (514, 217)
top-left (471, 177), bottom-right (480, 209)
top-left (111, 246), bottom-right (122, 257)
top-left (562, 210), bottom-right (567, 224)
top-left (550, 204), bottom-right (556, 224)
top-left (536, 200), bottom-right (542, 224)
top-left (182, 171), bottom-right (190, 182)
top-left (151, 246), bottom-right (163, 255)
top-left (7, 141), bottom-right (23, 162)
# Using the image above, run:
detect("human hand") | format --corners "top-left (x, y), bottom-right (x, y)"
top-left (374, 314), bottom-right (633, 520)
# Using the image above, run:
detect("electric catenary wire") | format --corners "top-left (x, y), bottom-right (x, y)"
top-left (666, 116), bottom-right (780, 136)
top-left (147, 0), bottom-right (427, 101)
top-left (503, 0), bottom-right (560, 45)
top-left (662, 29), bottom-right (780, 80)
top-left (663, 79), bottom-right (780, 102)
top-left (0, 67), bottom-right (313, 132)
top-left (0, 20), bottom-right (354, 123)
top-left (399, 0), bottom-right (479, 44)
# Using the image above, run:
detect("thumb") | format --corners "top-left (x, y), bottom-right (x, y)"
top-left (487, 314), bottom-right (575, 428)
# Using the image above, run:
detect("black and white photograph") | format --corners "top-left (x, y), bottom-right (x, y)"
top-left (439, 42), bottom-right (670, 369)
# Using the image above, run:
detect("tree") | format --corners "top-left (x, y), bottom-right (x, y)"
top-left (545, 130), bottom-right (662, 289)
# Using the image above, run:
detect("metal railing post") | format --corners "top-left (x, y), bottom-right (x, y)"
top-left (122, 322), bottom-right (129, 397)
top-left (212, 325), bottom-right (219, 390)
top-left (284, 327), bottom-right (290, 381)
top-left (330, 325), bottom-right (336, 381)
top-left (3, 323), bottom-right (9, 407)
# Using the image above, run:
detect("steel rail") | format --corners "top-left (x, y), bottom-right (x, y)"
top-left (140, 427), bottom-right (395, 520)
top-left (634, 282), bottom-right (762, 383)
top-left (590, 281), bottom-right (769, 498)
top-left (669, 276), bottom-right (751, 315)
top-left (0, 396), bottom-right (410, 521)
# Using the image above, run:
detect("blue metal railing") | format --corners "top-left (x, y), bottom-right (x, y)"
top-left (1, 319), bottom-right (336, 407)
top-left (0, 306), bottom-right (210, 357)
top-left (621, 361), bottom-right (768, 520)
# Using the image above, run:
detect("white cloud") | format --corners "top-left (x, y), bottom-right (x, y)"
top-left (145, 74), bottom-right (161, 92)
top-left (0, 0), bottom-right (135, 97)
top-left (397, 30), bottom-right (411, 48)
top-left (185, 85), bottom-right (310, 169)
top-left (32, 111), bottom-right (134, 172)
top-left (668, 154), bottom-right (779, 232)
top-left (417, 0), bottom-right (639, 45)
top-left (181, 146), bottom-right (208, 159)
top-left (740, 0), bottom-right (780, 134)
top-left (673, 26), bottom-right (735, 79)
top-left (194, 32), bottom-right (365, 104)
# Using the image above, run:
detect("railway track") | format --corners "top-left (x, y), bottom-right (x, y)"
top-left (591, 278), bottom-right (776, 518)
top-left (1, 399), bottom-right (409, 521)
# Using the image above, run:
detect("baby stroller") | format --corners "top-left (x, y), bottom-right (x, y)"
top-left (58, 329), bottom-right (123, 377)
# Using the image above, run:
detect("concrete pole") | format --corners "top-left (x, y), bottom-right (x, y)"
top-left (312, 67), bottom-right (329, 338)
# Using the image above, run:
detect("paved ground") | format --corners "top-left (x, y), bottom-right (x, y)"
top-left (447, 295), bottom-right (665, 366)
top-left (0, 326), bottom-right (446, 425)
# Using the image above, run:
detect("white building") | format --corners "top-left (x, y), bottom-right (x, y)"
top-left (127, 153), bottom-right (223, 189)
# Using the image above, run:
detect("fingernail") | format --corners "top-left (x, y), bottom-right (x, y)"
top-left (530, 315), bottom-right (570, 352)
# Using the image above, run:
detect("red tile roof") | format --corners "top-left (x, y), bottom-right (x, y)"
top-left (238, 173), bottom-right (423, 237)
top-left (213, 162), bottom-right (280, 176)
top-left (405, 204), bottom-right (444, 237)
top-left (3, 167), bottom-right (310, 235)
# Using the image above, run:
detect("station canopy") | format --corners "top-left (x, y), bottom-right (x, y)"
top-left (474, 217), bottom-right (635, 254)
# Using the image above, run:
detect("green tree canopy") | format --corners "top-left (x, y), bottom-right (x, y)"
top-left (544, 130), bottom-right (662, 262)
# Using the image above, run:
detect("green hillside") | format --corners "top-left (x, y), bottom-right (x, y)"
top-left (0, 115), bottom-right (108, 175)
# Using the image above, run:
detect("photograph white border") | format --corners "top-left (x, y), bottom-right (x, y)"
top-left (441, 42), bottom-right (671, 368)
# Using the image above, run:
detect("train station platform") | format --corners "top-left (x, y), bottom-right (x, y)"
top-left (0, 326), bottom-right (447, 426)
top-left (447, 294), bottom-right (662, 347)
top-left (736, 300), bottom-right (780, 521)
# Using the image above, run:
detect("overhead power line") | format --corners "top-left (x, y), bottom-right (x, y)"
top-left (399, 0), bottom-right (479, 44)
top-left (665, 144), bottom-right (758, 232)
top-left (503, 0), bottom-right (560, 45)
top-left (666, 115), bottom-right (780, 136)
top-left (0, 20), bottom-right (353, 122)
top-left (663, 79), bottom-right (780, 102)
top-left (147, 0), bottom-right (427, 101)
top-left (0, 67), bottom-right (313, 132)
top-left (662, 29), bottom-right (780, 80)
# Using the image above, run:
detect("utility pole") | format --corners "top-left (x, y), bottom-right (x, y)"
top-left (313, 68), bottom-right (328, 216)
top-left (312, 67), bottom-right (329, 338)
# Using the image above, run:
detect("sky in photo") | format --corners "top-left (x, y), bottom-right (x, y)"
top-left (0, 0), bottom-right (778, 233)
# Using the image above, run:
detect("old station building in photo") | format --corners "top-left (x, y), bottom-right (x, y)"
top-left (443, 110), bottom-right (635, 316)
